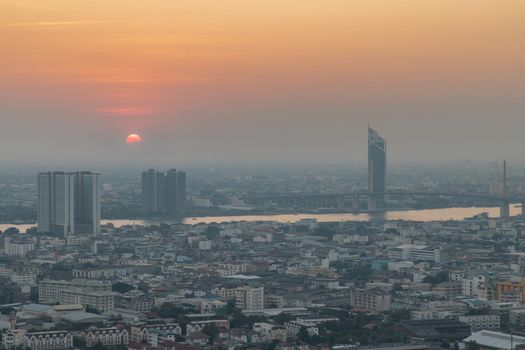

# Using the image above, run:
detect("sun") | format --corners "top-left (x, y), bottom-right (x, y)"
top-left (126, 133), bottom-right (142, 144)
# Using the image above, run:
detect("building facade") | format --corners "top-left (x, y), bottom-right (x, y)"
top-left (3, 330), bottom-right (73, 350)
top-left (39, 279), bottom-right (112, 304)
top-left (212, 286), bottom-right (265, 310)
top-left (142, 169), bottom-right (186, 213)
top-left (349, 288), bottom-right (391, 312)
top-left (368, 127), bottom-right (386, 208)
top-left (388, 244), bottom-right (441, 264)
top-left (85, 328), bottom-right (129, 347)
top-left (37, 171), bottom-right (100, 237)
top-left (458, 315), bottom-right (500, 332)
top-left (4, 236), bottom-right (35, 256)
top-left (59, 289), bottom-right (115, 312)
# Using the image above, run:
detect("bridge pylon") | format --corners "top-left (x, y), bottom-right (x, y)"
top-left (500, 160), bottom-right (510, 219)
top-left (368, 195), bottom-right (377, 211)
top-left (500, 200), bottom-right (510, 218)
top-left (352, 195), bottom-right (360, 211)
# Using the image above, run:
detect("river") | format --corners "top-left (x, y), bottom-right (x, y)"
top-left (0, 205), bottom-right (521, 232)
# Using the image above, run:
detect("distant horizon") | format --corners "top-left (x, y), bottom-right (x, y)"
top-left (0, 159), bottom-right (521, 173)
top-left (2, 0), bottom-right (524, 164)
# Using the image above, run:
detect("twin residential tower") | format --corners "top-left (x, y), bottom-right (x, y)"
top-left (141, 169), bottom-right (186, 213)
top-left (37, 171), bottom-right (101, 237)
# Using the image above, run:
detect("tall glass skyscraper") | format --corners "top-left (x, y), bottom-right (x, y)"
top-left (368, 127), bottom-right (387, 207)
top-left (38, 171), bottom-right (100, 237)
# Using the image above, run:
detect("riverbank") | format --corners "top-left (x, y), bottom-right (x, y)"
top-left (0, 205), bottom-right (521, 232)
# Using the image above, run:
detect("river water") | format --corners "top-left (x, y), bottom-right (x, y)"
top-left (0, 205), bottom-right (521, 232)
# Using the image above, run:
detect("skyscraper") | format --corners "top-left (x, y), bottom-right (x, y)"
top-left (177, 171), bottom-right (186, 209)
top-left (38, 172), bottom-right (100, 237)
top-left (165, 169), bottom-right (178, 212)
top-left (368, 127), bottom-right (387, 207)
top-left (141, 169), bottom-right (166, 212)
top-left (73, 172), bottom-right (102, 234)
top-left (142, 169), bottom-right (186, 214)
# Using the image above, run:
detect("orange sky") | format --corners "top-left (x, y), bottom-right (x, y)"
top-left (1, 0), bottom-right (524, 164)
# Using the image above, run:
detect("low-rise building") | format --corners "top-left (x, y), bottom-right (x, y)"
top-left (458, 315), bottom-right (500, 332)
top-left (131, 323), bottom-right (182, 343)
top-left (186, 320), bottom-right (229, 335)
top-left (60, 289), bottom-right (115, 312)
top-left (349, 288), bottom-right (391, 312)
top-left (4, 236), bottom-right (35, 257)
top-left (3, 330), bottom-right (73, 350)
top-left (85, 327), bottom-right (129, 347)
top-left (39, 279), bottom-right (112, 304)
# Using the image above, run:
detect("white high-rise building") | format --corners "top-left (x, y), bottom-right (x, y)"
top-left (38, 172), bottom-right (100, 237)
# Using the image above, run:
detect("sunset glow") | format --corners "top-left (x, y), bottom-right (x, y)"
top-left (126, 134), bottom-right (142, 144)
top-left (1, 0), bottom-right (524, 164)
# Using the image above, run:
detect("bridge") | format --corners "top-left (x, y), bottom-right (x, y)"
top-left (244, 191), bottom-right (525, 218)
top-left (244, 159), bottom-right (523, 219)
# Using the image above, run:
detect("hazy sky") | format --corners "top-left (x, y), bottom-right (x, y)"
top-left (1, 0), bottom-right (524, 166)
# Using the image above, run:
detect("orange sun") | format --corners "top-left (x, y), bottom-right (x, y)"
top-left (126, 133), bottom-right (142, 144)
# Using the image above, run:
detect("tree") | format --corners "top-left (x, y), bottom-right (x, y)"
top-left (73, 337), bottom-right (86, 348)
top-left (202, 324), bottom-right (219, 343)
top-left (0, 284), bottom-right (15, 304)
top-left (87, 341), bottom-right (105, 350)
top-left (25, 227), bottom-right (38, 235)
top-left (298, 327), bottom-right (309, 342)
top-left (112, 282), bottom-right (134, 294)
top-left (423, 270), bottom-right (448, 286)
top-left (0, 307), bottom-right (14, 315)
top-left (466, 341), bottom-right (480, 350)
top-left (157, 303), bottom-right (184, 318)
top-left (385, 228), bottom-right (400, 235)
top-left (85, 306), bottom-right (101, 314)
top-left (216, 299), bottom-right (236, 315)
top-left (467, 306), bottom-right (490, 315)
top-left (230, 310), bottom-right (266, 328)
top-left (205, 225), bottom-right (220, 239)
top-left (272, 313), bottom-right (295, 325)
top-left (137, 282), bottom-right (149, 293)
top-left (3, 227), bottom-right (19, 235)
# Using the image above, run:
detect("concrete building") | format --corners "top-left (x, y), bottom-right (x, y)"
top-left (212, 286), bottom-right (264, 310)
top-left (130, 323), bottom-right (182, 343)
top-left (142, 169), bottom-right (186, 213)
top-left (37, 171), bottom-right (100, 237)
top-left (458, 315), bottom-right (500, 332)
top-left (38, 279), bottom-right (112, 304)
top-left (464, 330), bottom-right (525, 350)
top-left (3, 330), bottom-right (73, 350)
top-left (186, 320), bottom-right (230, 335)
top-left (349, 288), bottom-right (391, 312)
top-left (85, 327), bottom-right (129, 347)
top-left (60, 289), bottom-right (115, 312)
top-left (462, 275), bottom-right (488, 297)
top-left (4, 236), bottom-right (35, 256)
top-left (141, 169), bottom-right (166, 213)
top-left (252, 323), bottom-right (287, 342)
top-left (368, 127), bottom-right (387, 208)
top-left (166, 169), bottom-right (186, 212)
top-left (388, 244), bottom-right (441, 263)
top-left (496, 281), bottom-right (525, 303)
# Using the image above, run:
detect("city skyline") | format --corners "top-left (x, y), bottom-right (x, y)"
top-left (3, 2), bottom-right (525, 347)
top-left (1, 1), bottom-right (525, 165)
